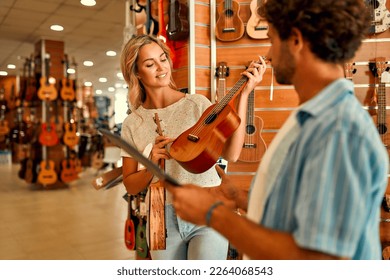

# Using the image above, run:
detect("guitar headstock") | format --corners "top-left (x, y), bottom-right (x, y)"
top-left (153, 113), bottom-right (164, 136)
top-left (344, 62), bottom-right (356, 81)
top-left (216, 62), bottom-right (230, 78)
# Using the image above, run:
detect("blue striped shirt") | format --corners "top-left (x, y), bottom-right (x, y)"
top-left (260, 79), bottom-right (388, 259)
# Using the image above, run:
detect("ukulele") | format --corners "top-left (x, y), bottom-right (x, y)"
top-left (365, 0), bottom-right (390, 34)
top-left (369, 58), bottom-right (390, 148)
top-left (157, 0), bottom-right (176, 62)
top-left (60, 55), bottom-right (75, 101)
top-left (148, 113), bottom-right (166, 250)
top-left (23, 142), bottom-right (41, 183)
top-left (39, 101), bottom-right (59, 146)
top-left (215, 0), bottom-right (245, 42)
top-left (37, 147), bottom-right (58, 185)
top-left (7, 83), bottom-right (20, 110)
top-left (170, 74), bottom-right (250, 173)
top-left (91, 134), bottom-right (105, 170)
top-left (124, 193), bottom-right (136, 250)
top-left (246, 0), bottom-right (269, 40)
top-left (167, 0), bottom-right (189, 41)
top-left (37, 54), bottom-right (58, 101)
top-left (215, 62), bottom-right (230, 103)
top-left (135, 191), bottom-right (150, 259)
top-left (238, 89), bottom-right (267, 162)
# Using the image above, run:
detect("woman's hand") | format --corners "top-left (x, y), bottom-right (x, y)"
top-left (150, 135), bottom-right (174, 164)
top-left (241, 55), bottom-right (268, 96)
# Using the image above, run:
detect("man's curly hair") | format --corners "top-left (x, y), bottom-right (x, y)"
top-left (260, 0), bottom-right (370, 63)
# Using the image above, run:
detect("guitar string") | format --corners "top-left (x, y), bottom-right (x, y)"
top-left (189, 76), bottom-right (248, 136)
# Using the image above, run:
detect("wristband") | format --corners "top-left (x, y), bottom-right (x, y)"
top-left (205, 201), bottom-right (224, 226)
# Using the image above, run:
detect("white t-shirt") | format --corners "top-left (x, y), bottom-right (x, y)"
top-left (120, 94), bottom-right (222, 204)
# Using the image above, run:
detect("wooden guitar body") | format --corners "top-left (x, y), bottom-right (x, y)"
top-left (238, 116), bottom-right (266, 162)
top-left (167, 0), bottom-right (189, 41)
top-left (216, 0), bottom-right (245, 41)
top-left (37, 160), bottom-right (58, 185)
top-left (39, 123), bottom-right (59, 146)
top-left (0, 120), bottom-right (10, 136)
top-left (60, 159), bottom-right (78, 183)
top-left (149, 181), bottom-right (166, 250)
top-left (37, 77), bottom-right (58, 101)
top-left (170, 103), bottom-right (241, 173)
top-left (60, 78), bottom-right (75, 101)
top-left (63, 123), bottom-right (79, 147)
top-left (246, 0), bottom-right (269, 39)
top-left (124, 194), bottom-right (136, 250)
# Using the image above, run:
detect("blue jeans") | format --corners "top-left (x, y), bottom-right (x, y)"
top-left (149, 204), bottom-right (228, 260)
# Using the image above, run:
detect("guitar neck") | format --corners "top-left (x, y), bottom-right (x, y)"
top-left (377, 82), bottom-right (387, 126)
top-left (246, 90), bottom-right (255, 126)
top-left (215, 75), bottom-right (248, 112)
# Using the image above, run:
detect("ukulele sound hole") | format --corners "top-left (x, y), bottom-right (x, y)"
top-left (224, 9), bottom-right (234, 18)
top-left (245, 124), bottom-right (255, 135)
top-left (378, 124), bottom-right (387, 135)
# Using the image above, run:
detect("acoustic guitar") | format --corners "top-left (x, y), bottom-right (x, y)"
top-left (7, 83), bottom-right (21, 110)
top-left (167, 0), bottom-right (189, 41)
top-left (63, 101), bottom-right (79, 148)
top-left (365, 0), bottom-right (390, 34)
top-left (124, 193), bottom-right (136, 250)
top-left (60, 147), bottom-right (78, 183)
top-left (170, 74), bottom-right (250, 173)
top-left (238, 89), bottom-right (267, 162)
top-left (39, 101), bottom-right (59, 146)
top-left (246, 0), bottom-right (269, 40)
top-left (37, 147), bottom-right (58, 185)
top-left (148, 113), bottom-right (166, 250)
top-left (0, 105), bottom-right (10, 137)
top-left (215, 0), bottom-right (245, 42)
top-left (37, 54), bottom-right (58, 101)
top-left (60, 54), bottom-right (76, 101)
top-left (25, 55), bottom-right (37, 102)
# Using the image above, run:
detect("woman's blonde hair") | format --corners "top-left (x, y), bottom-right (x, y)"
top-left (120, 34), bottom-right (177, 110)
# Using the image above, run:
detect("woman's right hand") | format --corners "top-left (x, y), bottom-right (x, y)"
top-left (150, 135), bottom-right (174, 164)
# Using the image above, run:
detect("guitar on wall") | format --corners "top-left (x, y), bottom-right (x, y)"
top-left (238, 89), bottom-right (267, 162)
top-left (170, 66), bottom-right (256, 173)
top-left (365, 0), bottom-right (390, 34)
top-left (157, 0), bottom-right (176, 63)
top-left (60, 147), bottom-right (78, 183)
top-left (216, 0), bottom-right (245, 42)
top-left (369, 57), bottom-right (390, 149)
top-left (124, 193), bottom-right (136, 250)
top-left (167, 0), bottom-right (189, 41)
top-left (63, 101), bottom-right (79, 148)
top-left (246, 0), bottom-right (269, 40)
top-left (39, 101), bottom-right (59, 147)
top-left (215, 62), bottom-right (230, 103)
top-left (0, 104), bottom-right (10, 138)
top-left (25, 55), bottom-right (37, 102)
top-left (37, 147), bottom-right (58, 185)
top-left (37, 54), bottom-right (58, 101)
top-left (60, 54), bottom-right (75, 102)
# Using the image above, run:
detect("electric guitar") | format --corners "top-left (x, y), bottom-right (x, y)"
top-left (365, 0), bottom-right (390, 34)
top-left (238, 89), bottom-right (267, 162)
top-left (60, 54), bottom-right (76, 101)
top-left (170, 73), bottom-right (251, 173)
top-left (369, 57), bottom-right (390, 148)
top-left (246, 0), bottom-right (269, 39)
top-left (148, 113), bottom-right (166, 250)
top-left (167, 0), bottom-right (189, 41)
top-left (39, 101), bottom-right (59, 146)
top-left (216, 0), bottom-right (245, 42)
top-left (37, 54), bottom-right (58, 101)
top-left (215, 62), bottom-right (230, 103)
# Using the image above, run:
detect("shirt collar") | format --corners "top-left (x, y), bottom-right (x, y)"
top-left (296, 78), bottom-right (354, 125)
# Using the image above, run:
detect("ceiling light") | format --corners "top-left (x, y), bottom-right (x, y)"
top-left (106, 50), bottom-right (116, 57)
top-left (108, 87), bottom-right (115, 92)
top-left (80, 0), bottom-right (96, 6)
top-left (84, 81), bottom-right (92, 87)
top-left (117, 72), bottom-right (124, 80)
top-left (67, 68), bottom-right (76, 74)
top-left (50, 24), bottom-right (64, 31)
top-left (7, 64), bottom-right (16, 69)
top-left (114, 83), bottom-right (122, 88)
top-left (99, 77), bottom-right (107, 83)
top-left (95, 90), bottom-right (102, 95)
top-left (0, 71), bottom-right (8, 76)
top-left (83, 60), bottom-right (93, 67)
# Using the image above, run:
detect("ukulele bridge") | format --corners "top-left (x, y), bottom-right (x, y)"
top-left (243, 143), bottom-right (257, 148)
top-left (223, 27), bottom-right (236, 33)
top-left (187, 134), bottom-right (199, 142)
